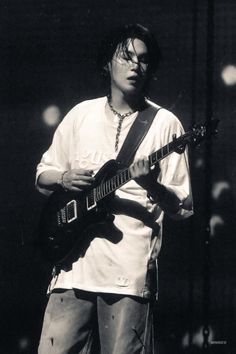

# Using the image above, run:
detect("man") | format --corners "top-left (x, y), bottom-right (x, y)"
top-left (36, 24), bottom-right (193, 354)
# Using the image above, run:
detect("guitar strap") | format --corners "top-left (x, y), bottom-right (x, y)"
top-left (116, 104), bottom-right (162, 166)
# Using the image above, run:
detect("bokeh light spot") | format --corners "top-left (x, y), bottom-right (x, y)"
top-left (42, 105), bottom-right (61, 127)
top-left (221, 65), bottom-right (236, 86)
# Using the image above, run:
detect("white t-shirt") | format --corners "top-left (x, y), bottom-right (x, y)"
top-left (36, 96), bottom-right (193, 298)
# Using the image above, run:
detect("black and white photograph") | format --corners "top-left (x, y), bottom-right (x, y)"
top-left (0, 0), bottom-right (235, 353)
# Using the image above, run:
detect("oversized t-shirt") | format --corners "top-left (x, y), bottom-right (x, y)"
top-left (36, 96), bottom-right (193, 298)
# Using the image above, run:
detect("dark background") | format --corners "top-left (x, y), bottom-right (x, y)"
top-left (0, 0), bottom-right (236, 353)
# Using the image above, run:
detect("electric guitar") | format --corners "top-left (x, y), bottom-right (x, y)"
top-left (38, 119), bottom-right (218, 264)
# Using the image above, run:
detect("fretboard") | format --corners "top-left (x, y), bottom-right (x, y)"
top-left (86, 131), bottom-right (190, 204)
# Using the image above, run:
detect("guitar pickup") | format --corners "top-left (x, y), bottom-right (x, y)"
top-left (86, 191), bottom-right (97, 211)
top-left (66, 200), bottom-right (77, 223)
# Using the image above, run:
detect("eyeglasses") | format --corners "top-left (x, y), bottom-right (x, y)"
top-left (113, 54), bottom-right (149, 71)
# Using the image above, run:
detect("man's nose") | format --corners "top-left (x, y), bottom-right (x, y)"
top-left (129, 57), bottom-right (140, 69)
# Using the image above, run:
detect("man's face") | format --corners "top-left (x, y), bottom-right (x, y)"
top-left (108, 38), bottom-right (149, 96)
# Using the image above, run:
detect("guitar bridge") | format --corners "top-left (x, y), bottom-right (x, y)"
top-left (66, 200), bottom-right (77, 223)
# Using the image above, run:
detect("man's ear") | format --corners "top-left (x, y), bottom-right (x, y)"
top-left (104, 62), bottom-right (112, 73)
top-left (102, 62), bottom-right (112, 79)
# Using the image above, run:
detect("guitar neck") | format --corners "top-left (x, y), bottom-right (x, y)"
top-left (91, 131), bottom-right (190, 203)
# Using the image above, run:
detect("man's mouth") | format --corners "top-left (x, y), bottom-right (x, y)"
top-left (127, 75), bottom-right (139, 81)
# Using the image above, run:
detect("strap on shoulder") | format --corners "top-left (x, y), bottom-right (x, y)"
top-left (116, 105), bottom-right (161, 166)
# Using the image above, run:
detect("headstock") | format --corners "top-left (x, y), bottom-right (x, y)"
top-left (173, 119), bottom-right (219, 154)
top-left (190, 118), bottom-right (219, 146)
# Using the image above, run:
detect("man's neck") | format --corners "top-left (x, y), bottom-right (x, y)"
top-left (109, 89), bottom-right (145, 114)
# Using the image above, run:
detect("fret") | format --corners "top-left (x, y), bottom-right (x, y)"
top-left (109, 180), bottom-right (112, 193)
top-left (122, 170), bottom-right (126, 182)
top-left (99, 186), bottom-right (102, 199)
top-left (111, 176), bottom-right (116, 190)
top-left (127, 169), bottom-right (131, 180)
top-left (108, 180), bottom-right (112, 194)
top-left (95, 186), bottom-right (99, 201)
top-left (121, 170), bottom-right (125, 184)
top-left (157, 150), bottom-right (162, 161)
top-left (101, 184), bottom-right (105, 198)
top-left (115, 175), bottom-right (119, 189)
top-left (160, 147), bottom-right (164, 159)
top-left (104, 183), bottom-right (108, 196)
top-left (166, 143), bottom-right (170, 154)
top-left (162, 145), bottom-right (168, 157)
top-left (104, 181), bottom-right (108, 195)
top-left (99, 185), bottom-right (103, 199)
top-left (114, 175), bottom-right (119, 189)
top-left (106, 180), bottom-right (110, 194)
top-left (110, 178), bottom-right (113, 190)
top-left (168, 141), bottom-right (174, 153)
top-left (94, 187), bottom-right (99, 201)
top-left (118, 173), bottom-right (123, 185)
top-left (125, 169), bottom-right (129, 181)
top-left (122, 170), bottom-right (126, 183)
top-left (110, 179), bottom-right (114, 192)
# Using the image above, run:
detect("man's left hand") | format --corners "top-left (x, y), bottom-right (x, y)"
top-left (129, 157), bottom-right (160, 191)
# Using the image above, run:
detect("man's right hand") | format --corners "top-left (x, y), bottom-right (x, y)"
top-left (61, 169), bottom-right (95, 192)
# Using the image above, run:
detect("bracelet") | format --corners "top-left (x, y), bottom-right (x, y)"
top-left (58, 170), bottom-right (68, 191)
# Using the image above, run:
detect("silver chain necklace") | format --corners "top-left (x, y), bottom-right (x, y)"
top-left (107, 99), bottom-right (134, 152)
top-left (107, 100), bottom-right (134, 120)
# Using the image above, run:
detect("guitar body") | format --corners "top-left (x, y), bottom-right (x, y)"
top-left (38, 160), bottom-right (120, 264)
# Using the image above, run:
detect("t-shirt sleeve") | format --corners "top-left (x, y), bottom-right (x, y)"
top-left (157, 111), bottom-right (193, 219)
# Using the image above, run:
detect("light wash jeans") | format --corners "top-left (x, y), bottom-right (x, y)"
top-left (38, 289), bottom-right (156, 354)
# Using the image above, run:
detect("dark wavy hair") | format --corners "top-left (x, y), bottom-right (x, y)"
top-left (97, 23), bottom-right (162, 93)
